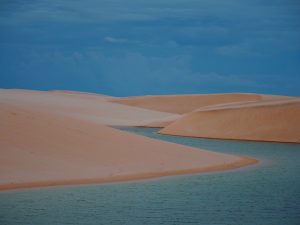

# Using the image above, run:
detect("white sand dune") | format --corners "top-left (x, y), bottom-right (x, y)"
top-left (160, 98), bottom-right (300, 143)
top-left (0, 89), bottom-right (180, 127)
top-left (0, 89), bottom-right (255, 191)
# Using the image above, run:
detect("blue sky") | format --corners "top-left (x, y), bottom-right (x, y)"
top-left (0, 0), bottom-right (299, 96)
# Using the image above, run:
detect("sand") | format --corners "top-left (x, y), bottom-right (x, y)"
top-left (0, 89), bottom-right (257, 191)
top-left (0, 89), bottom-right (180, 127)
top-left (160, 98), bottom-right (300, 143)
top-left (111, 93), bottom-right (270, 114)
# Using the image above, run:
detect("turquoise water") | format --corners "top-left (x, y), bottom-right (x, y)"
top-left (0, 127), bottom-right (300, 225)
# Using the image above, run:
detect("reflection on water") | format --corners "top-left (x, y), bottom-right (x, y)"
top-left (0, 127), bottom-right (299, 225)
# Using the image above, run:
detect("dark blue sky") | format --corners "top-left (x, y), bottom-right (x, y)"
top-left (0, 0), bottom-right (299, 96)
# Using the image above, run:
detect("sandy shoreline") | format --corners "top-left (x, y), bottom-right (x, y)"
top-left (0, 89), bottom-right (264, 192)
top-left (158, 132), bottom-right (300, 144)
top-left (114, 92), bottom-right (300, 143)
top-left (160, 99), bottom-right (300, 143)
top-left (0, 157), bottom-right (257, 191)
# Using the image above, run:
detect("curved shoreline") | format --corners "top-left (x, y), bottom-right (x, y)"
top-left (0, 89), bottom-right (260, 193)
top-left (158, 131), bottom-right (300, 144)
top-left (0, 157), bottom-right (258, 192)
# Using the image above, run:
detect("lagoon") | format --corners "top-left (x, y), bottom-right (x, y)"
top-left (0, 127), bottom-right (299, 225)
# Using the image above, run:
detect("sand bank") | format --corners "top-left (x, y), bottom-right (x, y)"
top-left (0, 89), bottom-right (257, 191)
top-left (160, 98), bottom-right (300, 143)
top-left (0, 157), bottom-right (256, 191)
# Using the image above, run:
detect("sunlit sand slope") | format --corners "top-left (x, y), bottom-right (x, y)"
top-left (160, 98), bottom-right (300, 143)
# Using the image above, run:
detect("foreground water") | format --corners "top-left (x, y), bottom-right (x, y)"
top-left (0, 128), bottom-right (299, 225)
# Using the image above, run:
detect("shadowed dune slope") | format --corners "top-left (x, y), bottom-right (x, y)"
top-left (0, 89), bottom-right (180, 127)
top-left (160, 98), bottom-right (300, 143)
top-left (111, 93), bottom-right (271, 114)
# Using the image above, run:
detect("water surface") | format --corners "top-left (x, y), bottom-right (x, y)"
top-left (0, 127), bottom-right (299, 225)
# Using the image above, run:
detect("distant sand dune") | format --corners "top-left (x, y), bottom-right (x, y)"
top-left (0, 89), bottom-right (180, 127)
top-left (160, 98), bottom-right (300, 143)
top-left (111, 93), bottom-right (270, 114)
